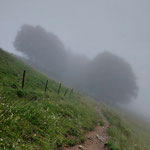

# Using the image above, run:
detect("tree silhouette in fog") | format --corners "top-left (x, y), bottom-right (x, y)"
top-left (84, 52), bottom-right (138, 104)
top-left (14, 24), bottom-right (67, 80)
top-left (14, 25), bottom-right (138, 105)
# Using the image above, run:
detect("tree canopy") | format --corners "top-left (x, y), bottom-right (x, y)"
top-left (14, 24), bottom-right (67, 80)
top-left (14, 25), bottom-right (138, 105)
top-left (84, 52), bottom-right (138, 104)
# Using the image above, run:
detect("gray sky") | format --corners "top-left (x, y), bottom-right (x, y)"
top-left (0, 0), bottom-right (150, 120)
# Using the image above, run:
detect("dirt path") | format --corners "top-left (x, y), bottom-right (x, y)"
top-left (64, 109), bottom-right (109, 150)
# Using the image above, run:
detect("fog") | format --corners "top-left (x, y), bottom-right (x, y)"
top-left (0, 0), bottom-right (150, 122)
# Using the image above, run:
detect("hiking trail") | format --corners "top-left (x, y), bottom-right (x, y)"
top-left (63, 108), bottom-right (109, 150)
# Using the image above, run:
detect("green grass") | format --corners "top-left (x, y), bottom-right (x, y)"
top-left (0, 49), bottom-right (101, 149)
top-left (1, 48), bottom-right (150, 150)
top-left (99, 117), bottom-right (104, 126)
top-left (102, 105), bottom-right (150, 150)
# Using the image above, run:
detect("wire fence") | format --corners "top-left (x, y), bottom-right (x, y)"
top-left (21, 70), bottom-right (74, 97)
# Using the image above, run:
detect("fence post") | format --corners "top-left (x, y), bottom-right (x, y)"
top-left (22, 70), bottom-right (26, 89)
top-left (64, 89), bottom-right (68, 96)
top-left (45, 80), bottom-right (48, 93)
top-left (58, 83), bottom-right (61, 94)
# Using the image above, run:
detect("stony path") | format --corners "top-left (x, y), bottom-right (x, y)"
top-left (63, 109), bottom-right (109, 150)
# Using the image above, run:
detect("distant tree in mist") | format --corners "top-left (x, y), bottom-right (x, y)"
top-left (14, 25), bottom-right (138, 105)
top-left (14, 24), bottom-right (67, 80)
top-left (84, 52), bottom-right (138, 104)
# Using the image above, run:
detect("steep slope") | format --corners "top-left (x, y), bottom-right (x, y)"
top-left (0, 49), bottom-right (150, 150)
top-left (0, 49), bottom-right (102, 149)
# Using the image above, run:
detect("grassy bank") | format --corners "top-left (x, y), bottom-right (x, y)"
top-left (102, 105), bottom-right (150, 150)
top-left (0, 49), bottom-right (101, 149)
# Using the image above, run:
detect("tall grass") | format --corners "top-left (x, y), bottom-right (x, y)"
top-left (102, 105), bottom-right (150, 150)
top-left (0, 49), bottom-right (101, 149)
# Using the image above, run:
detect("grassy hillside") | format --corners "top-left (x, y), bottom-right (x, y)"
top-left (0, 49), bottom-right (101, 149)
top-left (0, 49), bottom-right (150, 150)
top-left (101, 104), bottom-right (150, 150)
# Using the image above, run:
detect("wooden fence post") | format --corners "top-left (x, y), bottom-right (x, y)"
top-left (58, 83), bottom-right (61, 94)
top-left (45, 80), bottom-right (48, 93)
top-left (64, 89), bottom-right (68, 96)
top-left (22, 70), bottom-right (26, 89)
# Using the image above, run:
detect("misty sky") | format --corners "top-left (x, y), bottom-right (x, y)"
top-left (0, 0), bottom-right (150, 120)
